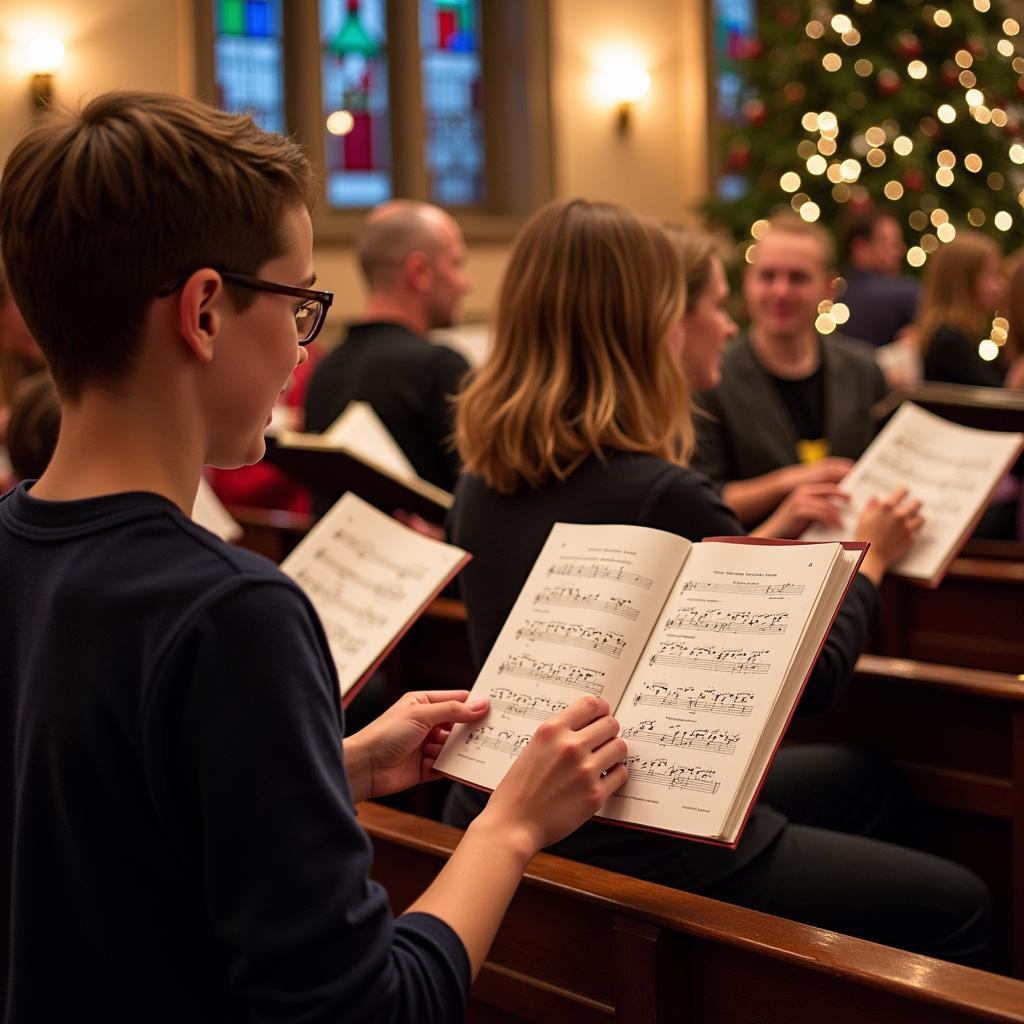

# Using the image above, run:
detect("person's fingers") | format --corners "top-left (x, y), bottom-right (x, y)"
top-left (406, 689), bottom-right (472, 705)
top-left (596, 761), bottom-right (630, 799)
top-left (544, 695), bottom-right (610, 732)
top-left (883, 486), bottom-right (910, 507)
top-left (589, 734), bottom-right (628, 772)
top-left (574, 714), bottom-right (622, 752)
top-left (899, 498), bottom-right (924, 517)
top-left (905, 514), bottom-right (926, 532)
top-left (407, 697), bottom-right (489, 729)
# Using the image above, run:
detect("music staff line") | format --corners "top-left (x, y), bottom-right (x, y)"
top-left (649, 641), bottom-right (771, 676)
top-left (488, 687), bottom-right (567, 722)
top-left (624, 756), bottom-right (721, 795)
top-left (294, 569), bottom-right (389, 629)
top-left (631, 684), bottom-right (754, 717)
top-left (534, 585), bottom-right (639, 621)
top-left (679, 580), bottom-right (804, 597)
top-left (664, 608), bottom-right (789, 636)
top-left (315, 548), bottom-right (406, 602)
top-left (497, 655), bottom-right (607, 695)
top-left (548, 561), bottom-right (654, 590)
top-left (331, 526), bottom-right (428, 581)
top-left (516, 620), bottom-right (626, 660)
top-left (622, 721), bottom-right (739, 755)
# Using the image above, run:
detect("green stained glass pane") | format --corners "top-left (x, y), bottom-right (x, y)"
top-left (219, 0), bottom-right (246, 35)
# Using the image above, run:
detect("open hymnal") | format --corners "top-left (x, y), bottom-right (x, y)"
top-left (265, 401), bottom-right (452, 522)
top-left (281, 492), bottom-right (469, 704)
top-left (192, 477), bottom-right (242, 543)
top-left (434, 523), bottom-right (865, 847)
top-left (803, 402), bottom-right (1023, 586)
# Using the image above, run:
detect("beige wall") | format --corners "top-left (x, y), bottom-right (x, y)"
top-left (0, 0), bottom-right (709, 323)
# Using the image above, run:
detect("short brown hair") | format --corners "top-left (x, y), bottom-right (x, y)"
top-left (0, 91), bottom-right (312, 400)
top-left (456, 198), bottom-right (691, 494)
top-left (757, 212), bottom-right (836, 269)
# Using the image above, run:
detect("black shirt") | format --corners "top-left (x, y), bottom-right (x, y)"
top-left (771, 364), bottom-right (825, 444)
top-left (304, 321), bottom-right (471, 495)
top-left (923, 323), bottom-right (1005, 388)
top-left (1, 484), bottom-right (469, 1023)
top-left (841, 269), bottom-right (920, 348)
top-left (443, 452), bottom-right (879, 890)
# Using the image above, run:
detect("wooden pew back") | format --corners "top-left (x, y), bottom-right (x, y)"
top-left (362, 801), bottom-right (1024, 1023)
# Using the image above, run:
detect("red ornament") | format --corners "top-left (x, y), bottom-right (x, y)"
top-left (896, 32), bottom-right (921, 59)
top-left (902, 168), bottom-right (926, 191)
top-left (744, 38), bottom-right (765, 60)
top-left (743, 98), bottom-right (767, 125)
top-left (726, 143), bottom-right (751, 171)
top-left (877, 69), bottom-right (902, 96)
top-left (941, 62), bottom-right (960, 87)
top-left (919, 116), bottom-right (939, 138)
top-left (967, 37), bottom-right (985, 57)
top-left (1017, 77), bottom-right (1024, 96)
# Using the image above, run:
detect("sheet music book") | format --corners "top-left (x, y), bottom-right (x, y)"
top-left (281, 492), bottom-right (470, 704)
top-left (434, 523), bottom-right (865, 847)
top-left (264, 402), bottom-right (452, 523)
top-left (192, 477), bottom-right (242, 543)
top-left (803, 402), bottom-right (1023, 586)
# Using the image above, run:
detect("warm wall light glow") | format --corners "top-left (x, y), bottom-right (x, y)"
top-left (596, 60), bottom-right (651, 104)
top-left (26, 34), bottom-right (65, 74)
top-left (326, 110), bottom-right (355, 136)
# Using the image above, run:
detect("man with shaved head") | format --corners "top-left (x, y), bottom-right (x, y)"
top-left (305, 200), bottom-right (471, 495)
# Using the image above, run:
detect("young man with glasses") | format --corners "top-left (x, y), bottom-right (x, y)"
top-left (0, 91), bottom-right (627, 1023)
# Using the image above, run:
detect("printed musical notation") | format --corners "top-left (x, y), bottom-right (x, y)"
top-left (664, 608), bottom-right (789, 636)
top-left (465, 725), bottom-right (531, 757)
top-left (679, 580), bottom-right (804, 597)
top-left (631, 682), bottom-right (755, 717)
top-left (332, 526), bottom-right (428, 580)
top-left (497, 654), bottom-right (607, 695)
top-left (489, 687), bottom-right (567, 722)
top-left (315, 548), bottom-right (406, 602)
top-left (622, 721), bottom-right (739, 755)
top-left (649, 641), bottom-right (770, 676)
top-left (515, 620), bottom-right (626, 660)
top-left (548, 561), bottom-right (653, 590)
top-left (323, 620), bottom-right (365, 655)
top-left (294, 569), bottom-right (389, 628)
top-left (890, 433), bottom-right (989, 471)
top-left (534, 585), bottom-right (639, 621)
top-left (623, 755), bottom-right (721, 795)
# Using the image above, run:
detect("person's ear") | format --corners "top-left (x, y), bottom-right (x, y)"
top-left (404, 250), bottom-right (432, 295)
top-left (177, 270), bottom-right (224, 364)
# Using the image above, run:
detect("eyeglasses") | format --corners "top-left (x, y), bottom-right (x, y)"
top-left (157, 270), bottom-right (334, 346)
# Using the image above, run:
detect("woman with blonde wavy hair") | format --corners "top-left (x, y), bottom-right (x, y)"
top-left (917, 230), bottom-right (1008, 387)
top-left (443, 199), bottom-right (989, 963)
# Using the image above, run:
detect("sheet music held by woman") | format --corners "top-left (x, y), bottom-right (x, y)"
top-left (803, 403), bottom-right (1023, 585)
top-left (281, 492), bottom-right (469, 704)
top-left (434, 522), bottom-right (866, 846)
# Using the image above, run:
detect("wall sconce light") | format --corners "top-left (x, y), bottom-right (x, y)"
top-left (607, 65), bottom-right (651, 135)
top-left (27, 35), bottom-right (65, 112)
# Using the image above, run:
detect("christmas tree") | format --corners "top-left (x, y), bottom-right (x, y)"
top-left (708, 0), bottom-right (1024, 299)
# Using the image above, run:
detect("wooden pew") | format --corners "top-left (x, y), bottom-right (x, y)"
top-left (361, 800), bottom-right (1024, 1023)
top-left (227, 505), bottom-right (313, 563)
top-left (874, 381), bottom-right (1024, 434)
top-left (788, 654), bottom-right (1024, 977)
top-left (871, 557), bottom-right (1024, 673)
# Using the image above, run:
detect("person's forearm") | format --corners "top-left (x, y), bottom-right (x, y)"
top-left (403, 814), bottom-right (536, 979)
top-left (722, 469), bottom-right (793, 526)
top-left (342, 736), bottom-right (372, 804)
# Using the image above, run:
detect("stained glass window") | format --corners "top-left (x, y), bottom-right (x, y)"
top-left (321, 0), bottom-right (392, 209)
top-left (714, 0), bottom-right (756, 200)
top-left (214, 0), bottom-right (285, 134)
top-left (420, 0), bottom-right (484, 206)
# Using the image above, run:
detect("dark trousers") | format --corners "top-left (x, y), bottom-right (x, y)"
top-left (704, 745), bottom-right (990, 966)
top-left (444, 744), bottom-right (991, 965)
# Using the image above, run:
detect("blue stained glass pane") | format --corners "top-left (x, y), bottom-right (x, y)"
top-left (713, 0), bottom-right (755, 200)
top-left (321, 0), bottom-right (392, 209)
top-left (420, 0), bottom-right (484, 206)
top-left (213, 0), bottom-right (285, 134)
top-left (245, 1), bottom-right (274, 38)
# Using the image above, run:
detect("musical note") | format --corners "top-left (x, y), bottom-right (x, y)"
top-left (488, 687), bottom-right (567, 722)
top-left (515, 620), bottom-right (626, 659)
top-left (679, 580), bottom-right (804, 597)
top-left (293, 569), bottom-right (389, 628)
top-left (465, 725), bottom-right (531, 757)
top-left (622, 721), bottom-right (739, 755)
top-left (649, 641), bottom-right (770, 675)
top-left (534, 585), bottom-right (640, 621)
top-left (323, 620), bottom-right (364, 655)
top-left (664, 608), bottom-right (789, 636)
top-left (332, 526), bottom-right (428, 580)
top-left (497, 654), bottom-right (606, 695)
top-left (547, 561), bottom-right (653, 590)
top-left (631, 682), bottom-right (754, 716)
top-left (315, 548), bottom-right (406, 602)
top-left (623, 755), bottom-right (721, 795)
